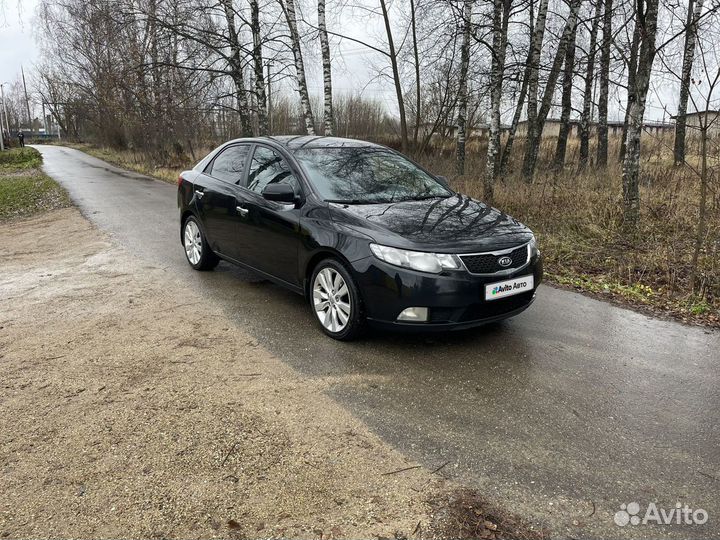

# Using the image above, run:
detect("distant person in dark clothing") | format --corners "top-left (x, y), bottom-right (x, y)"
top-left (17, 132), bottom-right (25, 148)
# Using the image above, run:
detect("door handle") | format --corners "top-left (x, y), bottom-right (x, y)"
top-left (236, 205), bottom-right (249, 217)
top-left (194, 189), bottom-right (204, 199)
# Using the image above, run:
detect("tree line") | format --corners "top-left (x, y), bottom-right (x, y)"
top-left (32, 0), bottom-right (720, 232)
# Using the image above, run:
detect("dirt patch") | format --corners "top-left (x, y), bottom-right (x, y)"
top-left (1, 208), bottom-right (441, 538)
top-left (0, 208), bottom-right (543, 539)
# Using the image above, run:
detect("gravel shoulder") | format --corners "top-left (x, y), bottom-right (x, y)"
top-left (0, 208), bottom-right (451, 538)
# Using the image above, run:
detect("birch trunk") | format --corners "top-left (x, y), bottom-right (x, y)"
top-left (379, 0), bottom-right (409, 152)
top-left (673, 0), bottom-right (704, 165)
top-left (579, 0), bottom-right (602, 169)
top-left (221, 0), bottom-right (253, 137)
top-left (250, 0), bottom-right (268, 135)
top-left (283, 0), bottom-right (316, 135)
top-left (690, 124), bottom-right (708, 288)
top-left (596, 0), bottom-right (613, 167)
top-left (456, 0), bottom-right (473, 175)
top-left (525, 0), bottom-right (551, 146)
top-left (521, 0), bottom-right (582, 181)
top-left (318, 0), bottom-right (334, 135)
top-left (499, 0), bottom-right (546, 176)
top-left (484, 0), bottom-right (511, 199)
top-left (622, 0), bottom-right (659, 229)
top-left (553, 17), bottom-right (577, 170)
top-left (619, 20), bottom-right (640, 161)
top-left (410, 0), bottom-right (421, 148)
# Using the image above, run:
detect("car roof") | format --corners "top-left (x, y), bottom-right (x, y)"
top-left (225, 135), bottom-right (385, 153)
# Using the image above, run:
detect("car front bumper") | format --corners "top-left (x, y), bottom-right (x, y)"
top-left (350, 253), bottom-right (543, 331)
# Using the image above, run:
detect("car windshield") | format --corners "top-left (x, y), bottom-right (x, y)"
top-left (294, 147), bottom-right (451, 203)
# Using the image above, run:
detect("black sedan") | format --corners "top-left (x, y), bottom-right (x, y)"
top-left (178, 136), bottom-right (542, 340)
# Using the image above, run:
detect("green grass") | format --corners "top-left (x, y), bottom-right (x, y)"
top-left (0, 147), bottom-right (43, 170)
top-left (0, 148), bottom-right (70, 220)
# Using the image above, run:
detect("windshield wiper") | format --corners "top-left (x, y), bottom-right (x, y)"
top-left (325, 199), bottom-right (366, 204)
top-left (402, 194), bottom-right (452, 201)
top-left (326, 198), bottom-right (395, 205)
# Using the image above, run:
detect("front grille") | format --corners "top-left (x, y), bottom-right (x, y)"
top-left (460, 245), bottom-right (528, 274)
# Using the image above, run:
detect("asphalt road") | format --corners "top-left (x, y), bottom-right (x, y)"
top-left (36, 145), bottom-right (719, 538)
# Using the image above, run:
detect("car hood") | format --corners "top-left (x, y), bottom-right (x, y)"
top-left (329, 193), bottom-right (533, 252)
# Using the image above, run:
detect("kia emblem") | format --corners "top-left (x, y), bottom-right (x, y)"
top-left (498, 256), bottom-right (512, 267)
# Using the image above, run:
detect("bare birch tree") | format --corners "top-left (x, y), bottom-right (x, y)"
top-left (673, 0), bottom-right (705, 165)
top-left (250, 0), bottom-right (269, 135)
top-left (282, 0), bottom-right (316, 134)
top-left (524, 0), bottom-right (551, 160)
top-left (318, 0), bottom-right (334, 135)
top-left (221, 0), bottom-right (254, 137)
top-left (456, 0), bottom-right (473, 175)
top-left (499, 0), bottom-right (550, 176)
top-left (521, 0), bottom-right (583, 181)
top-left (619, 19), bottom-right (640, 161)
top-left (485, 0), bottom-right (511, 198)
top-left (596, 0), bottom-right (613, 167)
top-left (379, 0), bottom-right (409, 152)
top-left (579, 0), bottom-right (603, 169)
top-left (553, 10), bottom-right (578, 170)
top-left (621, 0), bottom-right (659, 229)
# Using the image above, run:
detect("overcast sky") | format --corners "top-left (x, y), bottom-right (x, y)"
top-left (0, 0), bottom-right (40, 88)
top-left (0, 0), bottom-right (680, 123)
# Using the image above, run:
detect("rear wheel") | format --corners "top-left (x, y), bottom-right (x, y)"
top-left (310, 258), bottom-right (365, 340)
top-left (183, 216), bottom-right (219, 270)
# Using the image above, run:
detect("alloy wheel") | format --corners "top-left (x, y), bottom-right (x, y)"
top-left (184, 220), bottom-right (202, 265)
top-left (313, 267), bottom-right (351, 333)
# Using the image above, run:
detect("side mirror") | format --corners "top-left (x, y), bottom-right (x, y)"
top-left (261, 183), bottom-right (297, 204)
top-left (436, 175), bottom-right (451, 189)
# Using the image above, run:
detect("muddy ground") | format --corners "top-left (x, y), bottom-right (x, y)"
top-left (0, 208), bottom-right (461, 538)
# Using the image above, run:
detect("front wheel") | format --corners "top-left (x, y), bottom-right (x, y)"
top-left (183, 216), bottom-right (219, 270)
top-left (310, 259), bottom-right (365, 341)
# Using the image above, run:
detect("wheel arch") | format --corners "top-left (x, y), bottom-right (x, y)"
top-left (303, 249), bottom-right (354, 300)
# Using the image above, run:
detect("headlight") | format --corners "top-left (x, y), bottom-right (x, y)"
top-left (528, 236), bottom-right (540, 256)
top-left (369, 243), bottom-right (461, 274)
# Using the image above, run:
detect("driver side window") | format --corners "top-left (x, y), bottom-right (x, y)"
top-left (247, 146), bottom-right (300, 195)
top-left (208, 144), bottom-right (250, 184)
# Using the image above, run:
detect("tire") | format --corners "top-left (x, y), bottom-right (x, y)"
top-left (310, 258), bottom-right (365, 341)
top-left (182, 216), bottom-right (219, 271)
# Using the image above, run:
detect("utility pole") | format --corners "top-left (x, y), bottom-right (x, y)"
top-left (266, 61), bottom-right (272, 135)
top-left (42, 102), bottom-right (48, 136)
top-left (21, 66), bottom-right (33, 135)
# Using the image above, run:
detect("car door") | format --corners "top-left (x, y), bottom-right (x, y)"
top-left (236, 145), bottom-right (303, 286)
top-left (194, 144), bottom-right (250, 260)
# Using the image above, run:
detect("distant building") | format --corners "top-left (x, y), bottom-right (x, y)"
top-left (414, 122), bottom-right (489, 140)
top-left (512, 118), bottom-right (674, 139)
top-left (514, 119), bottom-right (582, 138)
top-left (672, 110), bottom-right (720, 138)
top-left (641, 120), bottom-right (676, 137)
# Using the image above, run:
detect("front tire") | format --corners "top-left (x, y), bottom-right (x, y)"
top-left (183, 216), bottom-right (219, 271)
top-left (310, 258), bottom-right (365, 341)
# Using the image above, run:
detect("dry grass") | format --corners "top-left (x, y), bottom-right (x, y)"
top-left (51, 134), bottom-right (720, 326)
top-left (438, 135), bottom-right (720, 326)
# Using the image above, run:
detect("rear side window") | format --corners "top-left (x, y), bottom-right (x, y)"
top-left (247, 146), bottom-right (300, 194)
top-left (209, 144), bottom-right (250, 184)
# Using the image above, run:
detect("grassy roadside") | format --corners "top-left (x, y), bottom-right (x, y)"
top-left (61, 142), bottom-right (184, 183)
top-left (0, 147), bottom-right (70, 221)
top-left (52, 141), bottom-right (719, 329)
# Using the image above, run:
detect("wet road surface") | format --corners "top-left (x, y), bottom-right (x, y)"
top-left (36, 146), bottom-right (719, 538)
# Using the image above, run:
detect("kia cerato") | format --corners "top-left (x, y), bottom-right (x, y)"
top-left (178, 136), bottom-right (543, 340)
